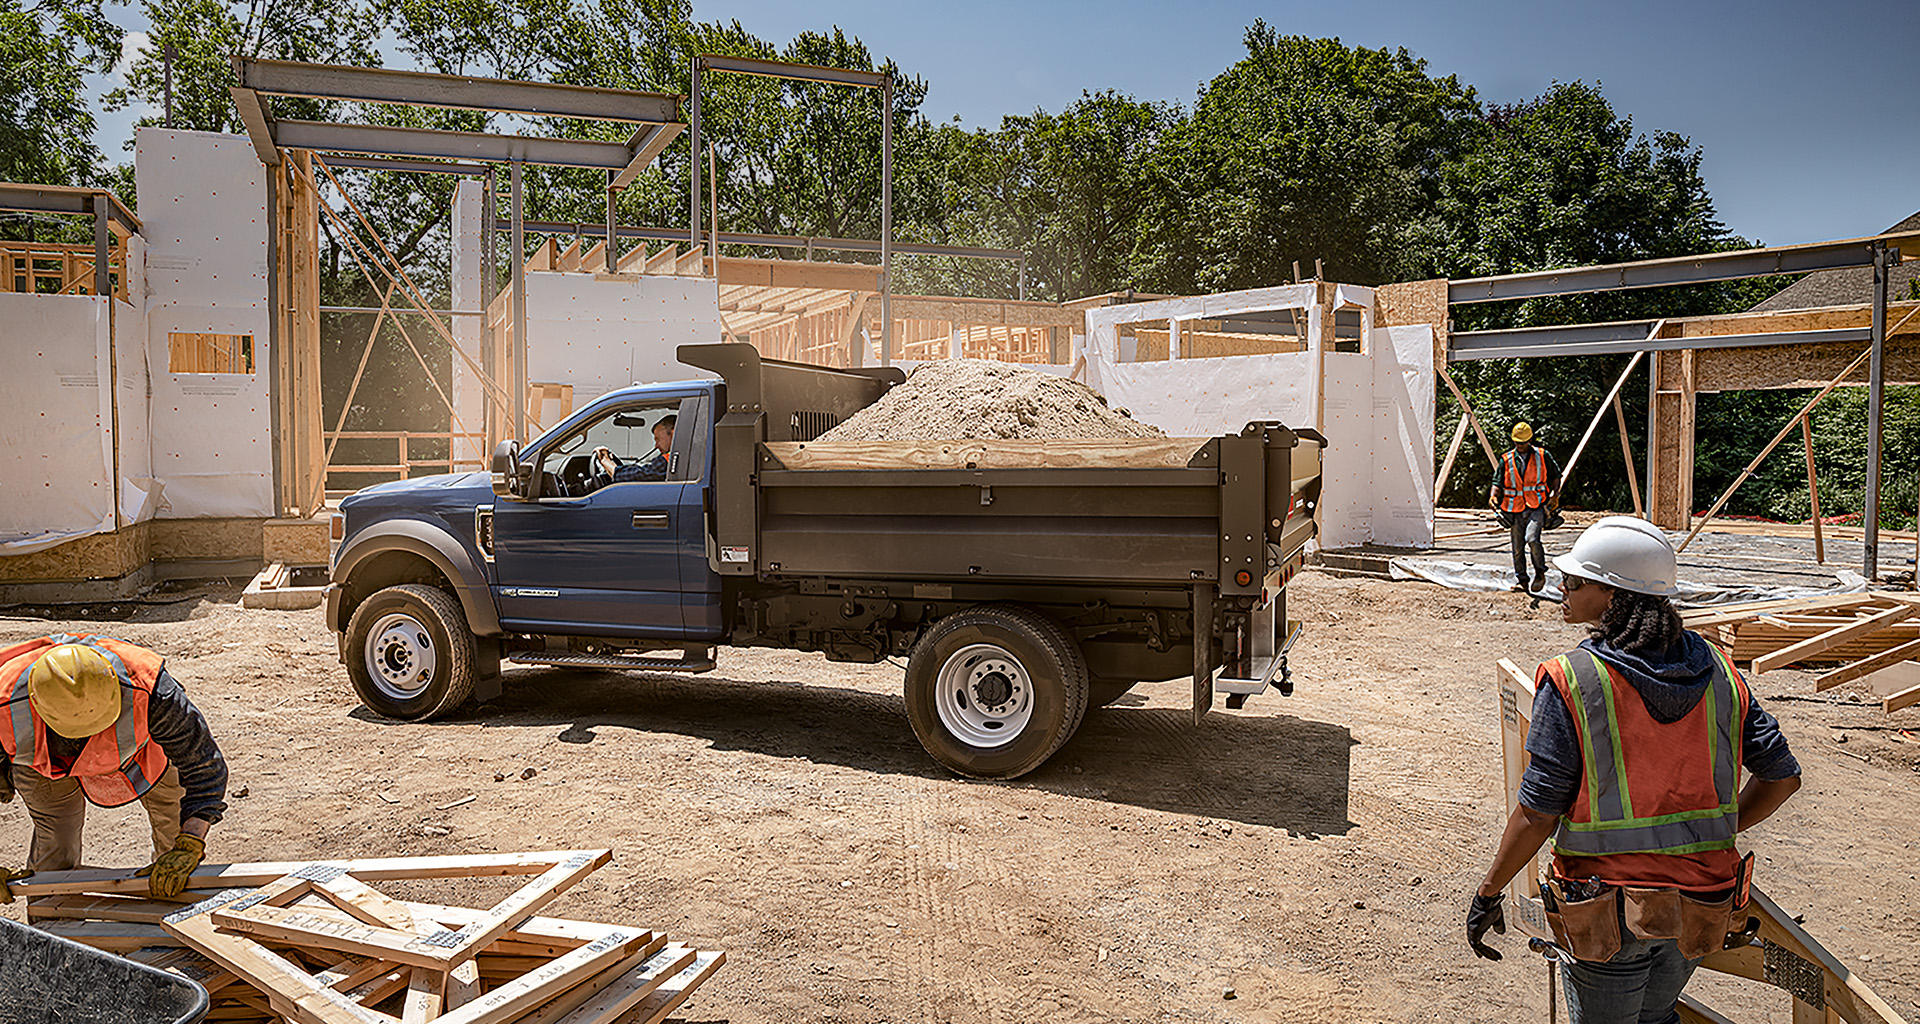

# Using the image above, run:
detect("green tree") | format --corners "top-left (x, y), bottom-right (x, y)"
top-left (934, 91), bottom-right (1174, 302)
top-left (1132, 24), bottom-right (1480, 293)
top-left (0, 0), bottom-right (120, 192)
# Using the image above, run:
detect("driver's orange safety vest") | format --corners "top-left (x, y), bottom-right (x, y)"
top-left (0, 634), bottom-right (172, 808)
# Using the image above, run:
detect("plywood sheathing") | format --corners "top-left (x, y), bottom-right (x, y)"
top-left (1671, 301), bottom-right (1920, 392)
top-left (1375, 279), bottom-right (1449, 367)
top-left (0, 517), bottom-right (273, 586)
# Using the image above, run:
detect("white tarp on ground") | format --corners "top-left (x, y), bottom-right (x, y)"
top-left (1080, 285), bottom-right (1434, 549)
top-left (1389, 557), bottom-right (1871, 608)
top-left (137, 128), bottom-right (274, 519)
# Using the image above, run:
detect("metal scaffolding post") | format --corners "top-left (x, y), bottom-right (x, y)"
top-left (688, 57), bottom-right (701, 253)
top-left (1865, 240), bottom-right (1890, 579)
top-left (510, 159), bottom-right (527, 444)
top-left (880, 74), bottom-right (892, 367)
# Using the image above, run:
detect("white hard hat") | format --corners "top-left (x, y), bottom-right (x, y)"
top-left (1551, 516), bottom-right (1678, 596)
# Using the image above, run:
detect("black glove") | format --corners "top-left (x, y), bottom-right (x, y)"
top-left (1467, 892), bottom-right (1506, 961)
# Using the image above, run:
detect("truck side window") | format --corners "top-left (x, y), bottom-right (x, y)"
top-left (538, 401), bottom-right (681, 497)
top-left (667, 395), bottom-right (707, 483)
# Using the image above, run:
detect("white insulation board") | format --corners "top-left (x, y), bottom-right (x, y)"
top-left (449, 180), bottom-right (487, 467)
top-left (136, 128), bottom-right (273, 518)
top-left (1081, 288), bottom-right (1434, 550)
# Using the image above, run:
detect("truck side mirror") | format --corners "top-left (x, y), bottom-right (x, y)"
top-left (491, 441), bottom-right (528, 500)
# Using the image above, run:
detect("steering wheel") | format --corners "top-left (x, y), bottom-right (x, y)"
top-left (557, 454), bottom-right (598, 497)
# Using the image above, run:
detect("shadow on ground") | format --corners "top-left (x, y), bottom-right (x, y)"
top-left (355, 665), bottom-right (1356, 837)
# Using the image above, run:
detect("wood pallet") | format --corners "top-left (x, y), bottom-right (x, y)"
top-left (1683, 593), bottom-right (1920, 712)
top-left (13, 850), bottom-right (722, 1024)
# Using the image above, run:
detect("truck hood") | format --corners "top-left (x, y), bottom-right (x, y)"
top-left (341, 472), bottom-right (492, 509)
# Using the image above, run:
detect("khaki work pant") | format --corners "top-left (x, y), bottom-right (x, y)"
top-left (11, 763), bottom-right (185, 872)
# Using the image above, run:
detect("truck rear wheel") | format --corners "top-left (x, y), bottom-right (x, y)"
top-left (904, 606), bottom-right (1088, 779)
top-left (345, 583), bottom-right (476, 721)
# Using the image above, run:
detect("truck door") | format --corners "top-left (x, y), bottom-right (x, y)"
top-left (490, 395), bottom-right (699, 637)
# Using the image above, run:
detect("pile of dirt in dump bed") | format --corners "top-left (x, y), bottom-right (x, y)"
top-left (818, 359), bottom-right (1164, 441)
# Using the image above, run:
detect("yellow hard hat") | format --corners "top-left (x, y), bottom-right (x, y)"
top-left (27, 644), bottom-right (121, 739)
top-left (1511, 422), bottom-right (1534, 443)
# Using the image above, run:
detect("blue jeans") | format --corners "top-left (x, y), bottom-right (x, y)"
top-left (1509, 506), bottom-right (1548, 585)
top-left (1562, 932), bottom-right (1705, 1024)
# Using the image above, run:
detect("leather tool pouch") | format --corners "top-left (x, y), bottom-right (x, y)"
top-left (1544, 878), bottom-right (1621, 962)
top-left (1621, 884), bottom-right (1741, 960)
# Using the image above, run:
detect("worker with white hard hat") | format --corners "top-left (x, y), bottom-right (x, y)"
top-left (1465, 517), bottom-right (1803, 1022)
top-left (1490, 421), bottom-right (1562, 593)
top-left (0, 635), bottom-right (229, 902)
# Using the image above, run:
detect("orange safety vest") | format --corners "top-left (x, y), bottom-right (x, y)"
top-left (1537, 640), bottom-right (1748, 892)
top-left (1500, 447), bottom-right (1550, 513)
top-left (0, 634), bottom-right (172, 808)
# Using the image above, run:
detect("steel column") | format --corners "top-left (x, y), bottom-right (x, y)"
top-left (605, 169), bottom-right (617, 272)
top-left (510, 160), bottom-right (527, 444)
top-left (689, 57), bottom-right (701, 253)
top-left (880, 75), bottom-right (892, 366)
top-left (1866, 240), bottom-right (1889, 579)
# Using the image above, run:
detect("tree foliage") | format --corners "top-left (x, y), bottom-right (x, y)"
top-left (0, 0), bottom-right (120, 193)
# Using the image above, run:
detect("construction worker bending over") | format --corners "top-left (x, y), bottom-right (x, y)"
top-left (1466, 517), bottom-right (1801, 1024)
top-left (0, 635), bottom-right (228, 902)
top-left (1490, 421), bottom-right (1561, 593)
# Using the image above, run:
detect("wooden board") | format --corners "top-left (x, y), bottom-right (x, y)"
top-left (163, 890), bottom-right (398, 1024)
top-left (1494, 658), bottom-right (1551, 941)
top-left (1813, 638), bottom-right (1920, 690)
top-left (761, 437), bottom-right (1208, 472)
top-left (1752, 603), bottom-right (1919, 674)
top-left (16, 849), bottom-right (614, 898)
top-left (614, 951), bottom-right (725, 1024)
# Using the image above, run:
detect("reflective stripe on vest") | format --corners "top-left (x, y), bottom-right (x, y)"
top-left (1551, 646), bottom-right (1742, 858)
top-left (1501, 448), bottom-right (1549, 513)
top-left (0, 633), bottom-right (170, 808)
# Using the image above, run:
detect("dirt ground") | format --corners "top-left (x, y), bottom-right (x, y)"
top-left (3, 573), bottom-right (1916, 1023)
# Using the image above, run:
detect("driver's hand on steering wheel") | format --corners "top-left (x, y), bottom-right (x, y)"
top-left (592, 446), bottom-right (619, 478)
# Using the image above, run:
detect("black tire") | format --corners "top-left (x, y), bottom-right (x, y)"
top-left (904, 605), bottom-right (1088, 779)
top-left (344, 583), bottom-right (476, 721)
top-left (1088, 676), bottom-right (1136, 708)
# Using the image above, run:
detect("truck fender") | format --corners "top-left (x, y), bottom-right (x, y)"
top-left (330, 518), bottom-right (502, 637)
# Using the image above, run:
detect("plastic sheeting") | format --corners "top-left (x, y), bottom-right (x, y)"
top-left (1387, 557), bottom-right (1872, 608)
top-left (137, 128), bottom-right (273, 519)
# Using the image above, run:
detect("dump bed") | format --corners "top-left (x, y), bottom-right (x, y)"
top-left (679, 344), bottom-right (1323, 602)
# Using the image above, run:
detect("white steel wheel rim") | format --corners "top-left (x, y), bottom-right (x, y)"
top-left (935, 643), bottom-right (1034, 749)
top-left (365, 611), bottom-right (437, 701)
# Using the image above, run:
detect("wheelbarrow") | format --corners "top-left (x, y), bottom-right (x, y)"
top-left (0, 915), bottom-right (209, 1024)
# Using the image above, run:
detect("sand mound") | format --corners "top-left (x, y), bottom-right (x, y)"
top-left (819, 360), bottom-right (1163, 442)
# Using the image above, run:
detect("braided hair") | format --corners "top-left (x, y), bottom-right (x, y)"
top-left (1590, 587), bottom-right (1685, 654)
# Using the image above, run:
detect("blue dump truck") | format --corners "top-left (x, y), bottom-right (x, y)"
top-left (327, 344), bottom-right (1324, 779)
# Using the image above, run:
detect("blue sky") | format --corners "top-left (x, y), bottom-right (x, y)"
top-left (93, 0), bottom-right (1920, 248)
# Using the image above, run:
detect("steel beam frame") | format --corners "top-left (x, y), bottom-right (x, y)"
top-left (0, 183), bottom-right (141, 236)
top-left (490, 220), bottom-right (1021, 263)
top-left (317, 155), bottom-right (490, 177)
top-left (273, 120), bottom-right (641, 170)
top-left (1450, 232), bottom-right (1920, 304)
top-left (234, 57), bottom-right (680, 124)
top-left (690, 53), bottom-right (893, 364)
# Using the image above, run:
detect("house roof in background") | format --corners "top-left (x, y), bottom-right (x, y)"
top-left (1749, 211), bottom-right (1920, 311)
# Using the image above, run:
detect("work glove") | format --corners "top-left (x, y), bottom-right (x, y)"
top-left (136, 833), bottom-right (206, 899)
top-left (0, 865), bottom-right (32, 905)
top-left (1466, 892), bottom-right (1507, 961)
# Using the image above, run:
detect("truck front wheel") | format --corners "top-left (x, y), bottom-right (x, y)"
top-left (904, 606), bottom-right (1088, 779)
top-left (344, 583), bottom-right (477, 721)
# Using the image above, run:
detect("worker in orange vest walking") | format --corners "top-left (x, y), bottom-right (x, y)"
top-left (1465, 517), bottom-right (1802, 1023)
top-left (0, 635), bottom-right (228, 901)
top-left (1490, 422), bottom-right (1562, 593)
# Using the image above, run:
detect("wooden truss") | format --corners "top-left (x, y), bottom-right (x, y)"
top-left (1682, 593), bottom-right (1920, 712)
top-left (15, 849), bottom-right (723, 1024)
top-left (1495, 660), bottom-right (1908, 1024)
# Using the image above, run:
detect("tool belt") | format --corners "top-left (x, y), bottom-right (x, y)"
top-left (1542, 854), bottom-right (1753, 961)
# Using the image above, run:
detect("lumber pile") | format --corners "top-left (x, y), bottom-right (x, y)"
top-left (13, 849), bottom-right (722, 1024)
top-left (1683, 593), bottom-right (1920, 712)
